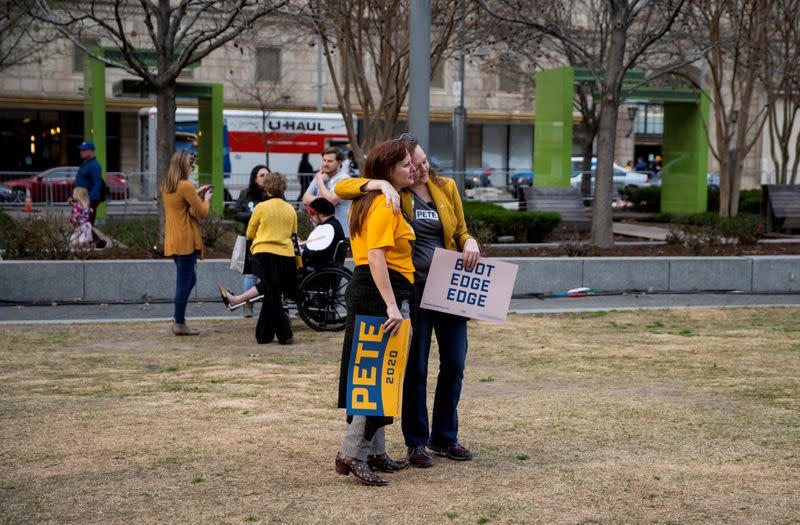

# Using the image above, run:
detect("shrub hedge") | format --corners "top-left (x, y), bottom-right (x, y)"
top-left (462, 201), bottom-right (560, 243)
top-left (0, 210), bottom-right (75, 259)
top-left (621, 186), bottom-right (762, 215)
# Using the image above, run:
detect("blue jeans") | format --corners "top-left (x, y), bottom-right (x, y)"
top-left (402, 284), bottom-right (468, 447)
top-left (172, 251), bottom-right (198, 324)
top-left (243, 273), bottom-right (259, 293)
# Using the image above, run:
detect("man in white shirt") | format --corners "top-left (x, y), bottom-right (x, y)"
top-left (302, 146), bottom-right (351, 237)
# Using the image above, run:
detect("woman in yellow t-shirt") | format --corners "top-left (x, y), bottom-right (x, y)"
top-left (220, 172), bottom-right (298, 344)
top-left (334, 139), bottom-right (417, 487)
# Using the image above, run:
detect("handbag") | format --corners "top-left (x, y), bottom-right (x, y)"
top-left (230, 235), bottom-right (247, 273)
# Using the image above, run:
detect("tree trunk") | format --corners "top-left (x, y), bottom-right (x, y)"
top-left (591, 15), bottom-right (626, 248)
top-left (156, 83), bottom-right (176, 250)
top-left (579, 141), bottom-right (593, 199)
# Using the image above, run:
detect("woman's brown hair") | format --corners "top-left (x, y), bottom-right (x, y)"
top-left (264, 171), bottom-right (287, 198)
top-left (349, 139), bottom-right (414, 237)
top-left (161, 150), bottom-right (194, 194)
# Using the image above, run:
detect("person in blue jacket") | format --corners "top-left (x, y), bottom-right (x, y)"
top-left (75, 141), bottom-right (105, 247)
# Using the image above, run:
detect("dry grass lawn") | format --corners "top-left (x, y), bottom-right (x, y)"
top-left (1, 308), bottom-right (799, 524)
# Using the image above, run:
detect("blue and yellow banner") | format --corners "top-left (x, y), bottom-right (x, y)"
top-left (346, 315), bottom-right (412, 417)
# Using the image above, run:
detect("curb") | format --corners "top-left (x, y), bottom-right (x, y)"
top-left (2, 256), bottom-right (799, 303)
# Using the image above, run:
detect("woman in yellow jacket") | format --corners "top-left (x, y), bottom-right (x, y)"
top-left (220, 172), bottom-right (298, 344)
top-left (335, 135), bottom-right (480, 467)
top-left (162, 150), bottom-right (212, 336)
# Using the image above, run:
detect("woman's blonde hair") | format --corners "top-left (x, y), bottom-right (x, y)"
top-left (162, 150), bottom-right (194, 193)
top-left (72, 186), bottom-right (90, 207)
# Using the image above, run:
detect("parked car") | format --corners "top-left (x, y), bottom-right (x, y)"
top-left (464, 167), bottom-right (492, 189)
top-left (509, 171), bottom-right (533, 198)
top-left (648, 171), bottom-right (720, 188)
top-left (0, 167), bottom-right (129, 203)
top-left (569, 156), bottom-right (650, 197)
top-left (428, 157), bottom-right (494, 190)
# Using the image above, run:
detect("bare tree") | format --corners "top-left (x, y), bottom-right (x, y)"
top-left (685, 0), bottom-right (771, 216)
top-left (19, 0), bottom-right (288, 237)
top-left (304, 0), bottom-right (462, 164)
top-left (0, 1), bottom-right (53, 71)
top-left (762, 0), bottom-right (800, 185)
top-left (481, 0), bottom-right (691, 247)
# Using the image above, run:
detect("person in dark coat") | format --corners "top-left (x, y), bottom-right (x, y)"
top-left (297, 152), bottom-right (315, 199)
top-left (233, 165), bottom-right (270, 317)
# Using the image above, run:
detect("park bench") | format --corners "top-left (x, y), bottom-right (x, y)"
top-left (520, 186), bottom-right (590, 232)
top-left (762, 184), bottom-right (800, 232)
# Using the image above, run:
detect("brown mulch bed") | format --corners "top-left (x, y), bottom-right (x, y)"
top-left (485, 243), bottom-right (800, 258)
top-left (80, 245), bottom-right (234, 260)
top-left (79, 242), bottom-right (800, 261)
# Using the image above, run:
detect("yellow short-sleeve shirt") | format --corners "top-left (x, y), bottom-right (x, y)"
top-left (351, 197), bottom-right (415, 284)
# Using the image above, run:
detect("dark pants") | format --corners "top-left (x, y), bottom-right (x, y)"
top-left (402, 280), bottom-right (468, 447)
top-left (89, 199), bottom-right (100, 243)
top-left (338, 265), bottom-right (414, 440)
top-left (172, 251), bottom-right (199, 324)
top-left (298, 174), bottom-right (313, 200)
top-left (252, 252), bottom-right (297, 344)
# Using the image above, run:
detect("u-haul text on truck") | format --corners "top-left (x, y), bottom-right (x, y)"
top-left (139, 107), bottom-right (353, 175)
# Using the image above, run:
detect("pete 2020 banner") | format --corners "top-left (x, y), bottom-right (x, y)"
top-left (420, 248), bottom-right (518, 322)
top-left (346, 315), bottom-right (412, 417)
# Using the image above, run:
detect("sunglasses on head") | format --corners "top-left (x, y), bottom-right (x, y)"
top-left (398, 132), bottom-right (415, 142)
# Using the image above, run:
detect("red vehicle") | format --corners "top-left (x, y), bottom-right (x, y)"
top-left (0, 167), bottom-right (129, 203)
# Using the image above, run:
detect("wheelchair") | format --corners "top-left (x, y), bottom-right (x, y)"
top-left (223, 240), bottom-right (352, 332)
top-left (293, 240), bottom-right (352, 332)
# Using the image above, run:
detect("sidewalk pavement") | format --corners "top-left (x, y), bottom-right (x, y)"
top-left (2, 292), bottom-right (799, 325)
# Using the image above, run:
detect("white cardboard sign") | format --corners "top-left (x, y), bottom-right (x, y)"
top-left (419, 248), bottom-right (518, 322)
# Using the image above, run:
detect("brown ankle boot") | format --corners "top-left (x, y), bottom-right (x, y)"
top-left (172, 322), bottom-right (199, 336)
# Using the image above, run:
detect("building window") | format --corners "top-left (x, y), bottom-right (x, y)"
top-left (73, 40), bottom-right (98, 74)
top-left (339, 54), bottom-right (359, 86)
top-left (634, 103), bottom-right (664, 135)
top-left (431, 61), bottom-right (445, 90)
top-left (255, 47), bottom-right (281, 83)
top-left (498, 69), bottom-right (521, 93)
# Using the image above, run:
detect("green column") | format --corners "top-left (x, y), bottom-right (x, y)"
top-left (84, 52), bottom-right (107, 219)
top-left (198, 83), bottom-right (224, 216)
top-left (661, 95), bottom-right (709, 213)
top-left (533, 67), bottom-right (574, 187)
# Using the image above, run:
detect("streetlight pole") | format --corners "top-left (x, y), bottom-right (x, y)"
top-left (452, 9), bottom-right (466, 195)
top-left (409, 0), bottom-right (431, 152)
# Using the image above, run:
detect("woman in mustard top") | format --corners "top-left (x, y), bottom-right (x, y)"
top-left (162, 150), bottom-right (212, 336)
top-left (334, 139), bottom-right (417, 487)
top-left (335, 136), bottom-right (480, 467)
top-left (220, 172), bottom-right (298, 344)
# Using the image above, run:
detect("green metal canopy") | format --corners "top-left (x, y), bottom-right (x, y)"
top-left (533, 66), bottom-right (709, 213)
top-left (84, 50), bottom-right (224, 217)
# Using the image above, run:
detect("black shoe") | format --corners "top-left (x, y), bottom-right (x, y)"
top-left (278, 337), bottom-right (294, 345)
top-left (428, 441), bottom-right (473, 461)
top-left (407, 446), bottom-right (433, 468)
top-left (368, 454), bottom-right (409, 472)
top-left (218, 285), bottom-right (246, 311)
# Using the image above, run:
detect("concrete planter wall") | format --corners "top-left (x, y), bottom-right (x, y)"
top-left (1, 256), bottom-right (798, 303)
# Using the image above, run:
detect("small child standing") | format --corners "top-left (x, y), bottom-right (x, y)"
top-left (69, 186), bottom-right (93, 248)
